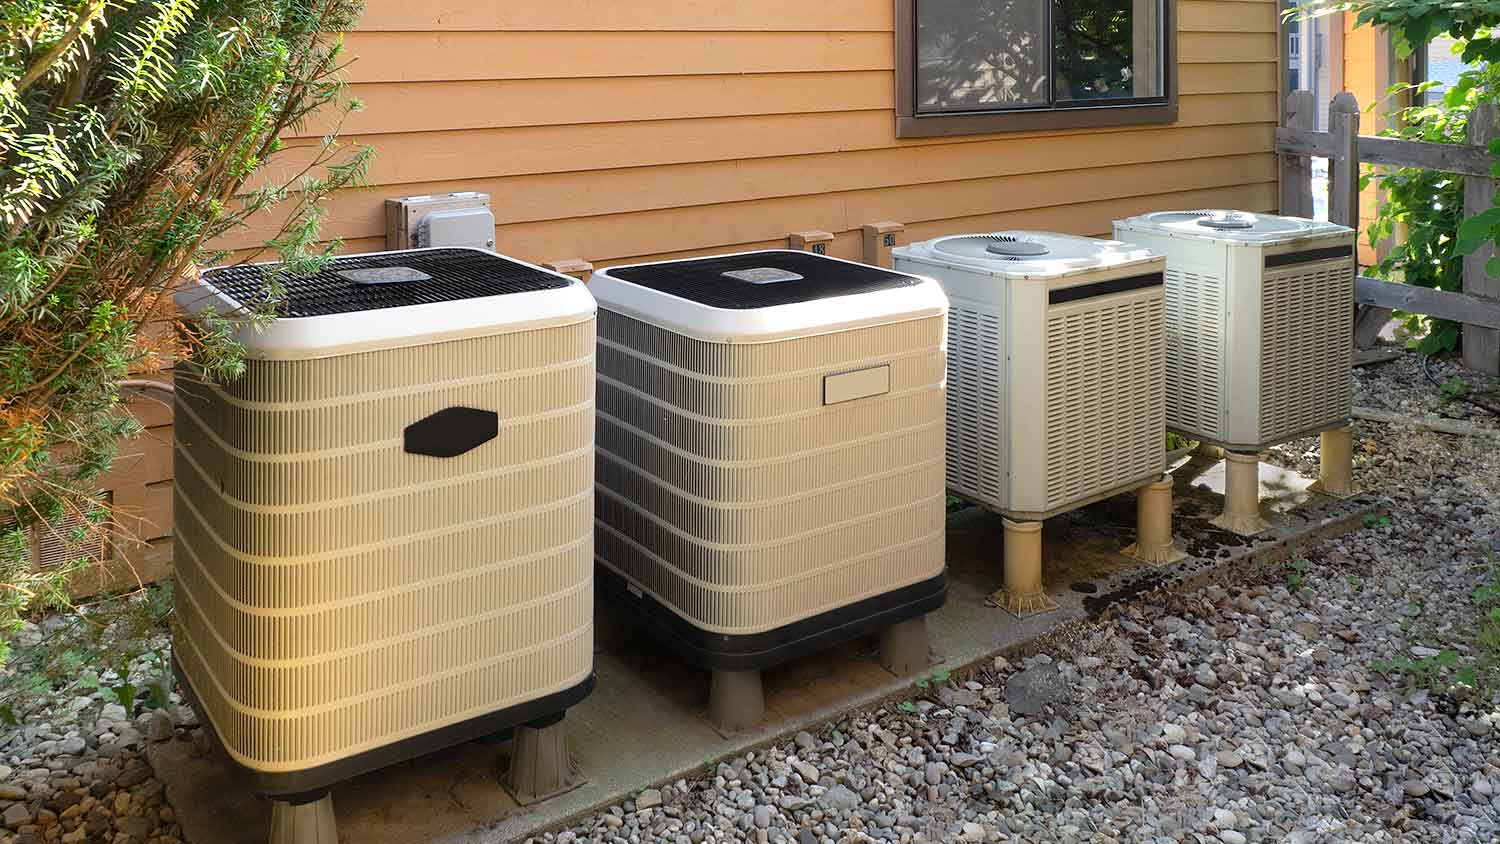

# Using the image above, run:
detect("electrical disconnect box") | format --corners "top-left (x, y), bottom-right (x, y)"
top-left (385, 192), bottom-right (496, 251)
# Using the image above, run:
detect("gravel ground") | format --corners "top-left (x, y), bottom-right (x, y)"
top-left (531, 353), bottom-right (1500, 844)
top-left (0, 627), bottom-right (187, 844)
top-left (2, 352), bottom-right (1497, 844)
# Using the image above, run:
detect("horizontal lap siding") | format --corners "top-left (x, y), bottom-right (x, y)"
top-left (230, 0), bottom-right (1281, 267)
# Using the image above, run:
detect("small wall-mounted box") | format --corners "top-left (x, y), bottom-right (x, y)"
top-left (385, 192), bottom-right (495, 251)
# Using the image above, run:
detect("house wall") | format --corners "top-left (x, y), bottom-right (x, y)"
top-left (111, 1), bottom-right (1280, 589)
top-left (221, 0), bottom-right (1283, 267)
top-left (1342, 15), bottom-right (1410, 266)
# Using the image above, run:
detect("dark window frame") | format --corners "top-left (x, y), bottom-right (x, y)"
top-left (895, 0), bottom-right (1179, 138)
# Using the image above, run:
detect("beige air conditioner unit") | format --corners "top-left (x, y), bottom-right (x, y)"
top-left (173, 248), bottom-right (597, 840)
top-left (589, 250), bottom-right (949, 731)
top-left (1113, 210), bottom-right (1357, 534)
top-left (894, 232), bottom-right (1175, 617)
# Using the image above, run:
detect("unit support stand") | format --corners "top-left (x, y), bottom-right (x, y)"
top-left (504, 713), bottom-right (580, 805)
top-left (268, 792), bottom-right (336, 844)
top-left (709, 669), bottom-right (764, 732)
top-left (993, 518), bottom-right (1058, 618)
top-left (1195, 442), bottom-right (1225, 461)
top-left (1309, 425), bottom-right (1355, 498)
top-left (878, 615), bottom-right (931, 676)
top-left (1123, 475), bottom-right (1186, 566)
top-left (1211, 450), bottom-right (1270, 536)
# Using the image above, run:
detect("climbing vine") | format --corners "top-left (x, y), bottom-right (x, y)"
top-left (1329, 1), bottom-right (1500, 352)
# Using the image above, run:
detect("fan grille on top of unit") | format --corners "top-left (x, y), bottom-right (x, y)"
top-left (1194, 211), bottom-right (1256, 230)
top-left (604, 250), bottom-right (920, 310)
top-left (981, 235), bottom-right (1051, 257)
top-left (201, 249), bottom-right (570, 318)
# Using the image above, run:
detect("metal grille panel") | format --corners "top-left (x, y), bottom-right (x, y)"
top-left (594, 311), bottom-right (946, 636)
top-left (1258, 259), bottom-right (1354, 442)
top-left (1043, 293), bottom-right (1166, 511)
top-left (1162, 266), bottom-right (1226, 439)
top-left (201, 249), bottom-right (569, 317)
top-left (603, 251), bottom-right (920, 309)
top-left (171, 318), bottom-right (595, 773)
top-left (942, 305), bottom-right (1006, 506)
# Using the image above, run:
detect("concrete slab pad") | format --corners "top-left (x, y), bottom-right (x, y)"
top-left (150, 462), bottom-right (1375, 844)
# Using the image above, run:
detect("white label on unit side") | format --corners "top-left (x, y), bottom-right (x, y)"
top-left (824, 365), bottom-right (891, 405)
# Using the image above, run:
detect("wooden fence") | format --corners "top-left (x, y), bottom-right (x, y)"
top-left (1276, 90), bottom-right (1500, 375)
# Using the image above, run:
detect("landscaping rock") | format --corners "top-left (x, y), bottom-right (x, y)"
top-left (1003, 662), bottom-right (1069, 717)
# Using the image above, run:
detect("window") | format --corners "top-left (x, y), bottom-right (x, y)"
top-left (1414, 34), bottom-right (1471, 106)
top-left (896, 0), bottom-right (1176, 137)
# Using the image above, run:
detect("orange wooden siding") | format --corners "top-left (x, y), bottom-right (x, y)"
top-left (226, 0), bottom-right (1282, 268)
top-left (1342, 16), bottom-right (1411, 266)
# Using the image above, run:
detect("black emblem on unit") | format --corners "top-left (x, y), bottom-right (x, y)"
top-left (403, 407), bottom-right (498, 457)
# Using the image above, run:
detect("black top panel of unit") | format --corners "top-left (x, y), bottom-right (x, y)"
top-left (604, 250), bottom-right (922, 309)
top-left (201, 249), bottom-right (570, 318)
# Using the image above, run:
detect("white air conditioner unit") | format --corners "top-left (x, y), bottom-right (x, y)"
top-left (893, 231), bottom-right (1173, 617)
top-left (1112, 210), bottom-right (1355, 451)
top-left (894, 231), bottom-right (1167, 517)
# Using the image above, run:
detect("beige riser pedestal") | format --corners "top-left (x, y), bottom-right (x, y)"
top-left (878, 616), bottom-right (931, 676)
top-left (504, 717), bottom-right (581, 805)
top-left (1309, 426), bottom-right (1355, 498)
top-left (709, 669), bottom-right (765, 733)
top-left (1124, 475), bottom-right (1186, 566)
top-left (1211, 451), bottom-right (1272, 536)
top-left (993, 519), bottom-right (1059, 618)
top-left (269, 795), bottom-right (336, 844)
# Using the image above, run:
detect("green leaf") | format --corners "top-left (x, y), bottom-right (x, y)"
top-left (109, 683), bottom-right (137, 713)
top-left (1455, 208), bottom-right (1500, 256)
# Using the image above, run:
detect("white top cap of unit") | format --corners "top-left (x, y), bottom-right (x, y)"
top-left (589, 249), bottom-right (947, 343)
top-left (894, 231), bottom-right (1159, 279)
top-left (1113, 210), bottom-right (1352, 244)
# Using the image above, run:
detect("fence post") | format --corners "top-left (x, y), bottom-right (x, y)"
top-left (1280, 91), bottom-right (1315, 218)
top-left (1328, 92), bottom-right (1361, 229)
top-left (1326, 92), bottom-right (1387, 349)
top-left (1463, 104), bottom-right (1500, 376)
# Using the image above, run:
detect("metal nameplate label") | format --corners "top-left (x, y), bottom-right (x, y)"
top-left (338, 266), bottom-right (433, 285)
top-left (824, 365), bottom-right (891, 405)
top-left (721, 267), bottom-right (804, 284)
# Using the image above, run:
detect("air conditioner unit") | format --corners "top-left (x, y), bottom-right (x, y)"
top-left (894, 232), bottom-right (1175, 617)
top-left (589, 250), bottom-right (948, 730)
top-left (172, 248), bottom-right (597, 836)
top-left (1112, 211), bottom-right (1356, 534)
